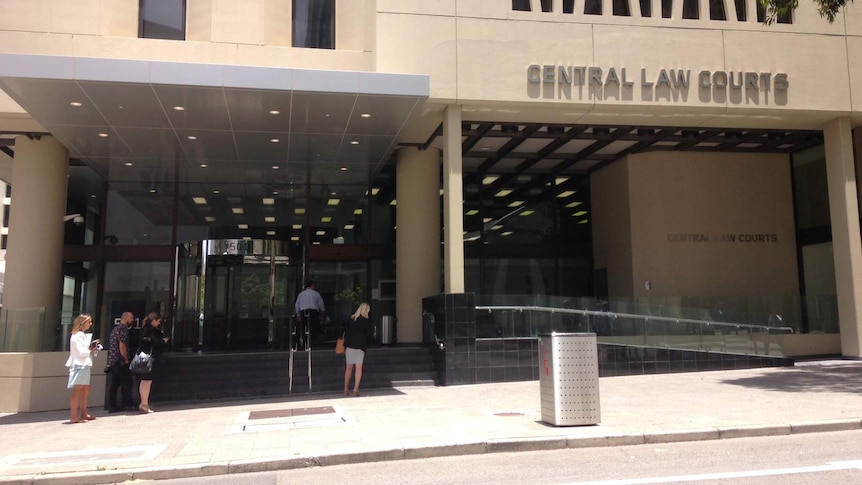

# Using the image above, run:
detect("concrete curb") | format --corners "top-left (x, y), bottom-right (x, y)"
top-left (3, 421), bottom-right (860, 485)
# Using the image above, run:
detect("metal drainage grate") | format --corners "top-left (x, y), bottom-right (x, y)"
top-left (2, 444), bottom-right (168, 467)
top-left (248, 406), bottom-right (335, 420)
top-left (242, 416), bottom-right (348, 432)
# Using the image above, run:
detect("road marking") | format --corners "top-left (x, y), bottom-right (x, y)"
top-left (558, 460), bottom-right (862, 484)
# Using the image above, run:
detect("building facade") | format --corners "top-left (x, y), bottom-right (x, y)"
top-left (0, 0), bottom-right (861, 411)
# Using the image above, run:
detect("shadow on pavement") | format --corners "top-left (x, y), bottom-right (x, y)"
top-left (720, 364), bottom-right (862, 394)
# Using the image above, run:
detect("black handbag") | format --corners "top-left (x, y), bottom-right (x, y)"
top-left (129, 349), bottom-right (153, 374)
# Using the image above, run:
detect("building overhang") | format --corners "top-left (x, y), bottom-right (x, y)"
top-left (0, 54), bottom-right (429, 188)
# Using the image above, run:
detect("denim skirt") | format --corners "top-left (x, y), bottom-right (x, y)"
top-left (67, 365), bottom-right (91, 388)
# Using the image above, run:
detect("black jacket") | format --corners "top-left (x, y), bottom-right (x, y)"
top-left (344, 316), bottom-right (370, 351)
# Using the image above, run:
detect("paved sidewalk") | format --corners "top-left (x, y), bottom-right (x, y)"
top-left (2, 360), bottom-right (862, 485)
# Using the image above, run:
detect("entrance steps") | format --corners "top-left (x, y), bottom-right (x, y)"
top-left (149, 344), bottom-right (437, 403)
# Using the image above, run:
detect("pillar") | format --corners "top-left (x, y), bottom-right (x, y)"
top-left (3, 136), bottom-right (69, 351)
top-left (395, 146), bottom-right (441, 342)
top-left (442, 105), bottom-right (465, 293)
top-left (822, 118), bottom-right (862, 358)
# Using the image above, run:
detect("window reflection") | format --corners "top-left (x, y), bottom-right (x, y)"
top-left (293, 0), bottom-right (335, 49)
top-left (139, 0), bottom-right (186, 40)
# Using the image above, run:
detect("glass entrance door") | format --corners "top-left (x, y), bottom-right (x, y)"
top-left (174, 240), bottom-right (299, 351)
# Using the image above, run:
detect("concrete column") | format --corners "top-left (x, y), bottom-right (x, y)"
top-left (3, 136), bottom-right (69, 351)
top-left (395, 146), bottom-right (441, 343)
top-left (822, 118), bottom-right (862, 358)
top-left (442, 105), bottom-right (465, 293)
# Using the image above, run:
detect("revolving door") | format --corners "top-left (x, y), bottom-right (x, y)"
top-left (173, 240), bottom-right (300, 351)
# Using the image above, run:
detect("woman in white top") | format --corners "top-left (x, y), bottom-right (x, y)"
top-left (65, 313), bottom-right (98, 423)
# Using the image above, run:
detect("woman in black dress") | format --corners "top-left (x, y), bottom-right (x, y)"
top-left (343, 303), bottom-right (371, 396)
top-left (137, 312), bottom-right (169, 413)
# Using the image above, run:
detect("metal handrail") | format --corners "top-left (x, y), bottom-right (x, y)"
top-left (475, 305), bottom-right (795, 334)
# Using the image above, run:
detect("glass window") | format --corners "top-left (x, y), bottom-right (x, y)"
top-left (709, 0), bottom-right (727, 20)
top-left (639, 0), bottom-right (652, 16)
top-left (513, 0), bottom-right (532, 11)
top-left (683, 0), bottom-right (699, 18)
top-left (139, 0), bottom-right (186, 40)
top-left (792, 145), bottom-right (830, 231)
top-left (293, 0), bottom-right (335, 49)
top-left (734, 0), bottom-right (747, 20)
top-left (613, 0), bottom-right (632, 16)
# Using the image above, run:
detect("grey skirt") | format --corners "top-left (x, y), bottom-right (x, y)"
top-left (345, 347), bottom-right (365, 365)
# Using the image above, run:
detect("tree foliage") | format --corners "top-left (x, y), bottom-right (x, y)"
top-left (760, 0), bottom-right (854, 24)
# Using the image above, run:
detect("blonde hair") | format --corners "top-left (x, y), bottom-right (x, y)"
top-left (144, 312), bottom-right (163, 326)
top-left (350, 303), bottom-right (370, 321)
top-left (71, 313), bottom-right (92, 334)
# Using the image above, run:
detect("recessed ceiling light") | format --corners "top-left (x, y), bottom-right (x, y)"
top-left (292, 224), bottom-right (302, 229)
top-left (389, 200), bottom-right (397, 206)
top-left (483, 218), bottom-right (492, 223)
top-left (173, 106), bottom-right (185, 111)
top-left (187, 136), bottom-right (197, 140)
top-left (213, 190), bottom-right (220, 194)
top-left (495, 189), bottom-right (512, 197)
top-left (316, 230), bottom-right (326, 236)
top-left (291, 236), bottom-right (299, 241)
top-left (270, 138), bottom-right (280, 143)
top-left (556, 177), bottom-right (570, 185)
top-left (193, 197), bottom-right (207, 205)
top-left (124, 162), bottom-right (133, 166)
top-left (321, 217), bottom-right (332, 223)
top-left (353, 209), bottom-right (363, 215)
top-left (327, 198), bottom-right (340, 206)
top-left (272, 191), bottom-right (279, 195)
top-left (519, 210), bottom-right (534, 216)
top-left (262, 198), bottom-right (275, 205)
top-left (360, 113), bottom-right (371, 118)
top-left (440, 189), bottom-right (445, 196)
top-left (566, 201), bottom-right (583, 208)
top-left (70, 102), bottom-right (82, 107)
top-left (350, 140), bottom-right (359, 145)
top-left (232, 208), bottom-right (244, 214)
top-left (238, 224), bottom-right (248, 229)
top-left (578, 219), bottom-right (589, 225)
top-left (266, 230), bottom-right (276, 235)
top-left (491, 225), bottom-right (503, 231)
top-left (344, 224), bottom-right (355, 229)
top-left (340, 167), bottom-right (347, 171)
top-left (295, 208), bottom-right (305, 214)
top-left (483, 176), bottom-right (499, 185)
top-left (574, 210), bottom-right (588, 217)
top-left (205, 216), bottom-right (216, 222)
top-left (149, 189), bottom-right (156, 193)
top-left (265, 216), bottom-right (275, 222)
top-left (557, 191), bottom-right (576, 198)
top-left (200, 164), bottom-right (207, 168)
top-left (371, 188), bottom-right (380, 195)
top-left (272, 165), bottom-right (279, 170)
top-left (508, 201), bottom-right (524, 208)
top-left (268, 110), bottom-right (280, 115)
top-left (466, 210), bottom-right (479, 216)
top-left (90, 194), bottom-right (96, 198)
top-left (502, 231), bottom-right (513, 236)
top-left (98, 133), bottom-right (109, 138)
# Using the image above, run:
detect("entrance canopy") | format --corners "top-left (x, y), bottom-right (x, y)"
top-left (0, 54), bottom-right (428, 230)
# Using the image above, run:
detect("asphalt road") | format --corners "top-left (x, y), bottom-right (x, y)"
top-left (141, 430), bottom-right (862, 485)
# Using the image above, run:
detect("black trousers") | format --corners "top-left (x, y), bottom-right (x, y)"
top-left (296, 310), bottom-right (320, 350)
top-left (108, 360), bottom-right (134, 409)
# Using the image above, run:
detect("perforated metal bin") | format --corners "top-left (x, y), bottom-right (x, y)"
top-left (538, 332), bottom-right (601, 426)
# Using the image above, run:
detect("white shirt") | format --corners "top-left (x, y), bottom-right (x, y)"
top-left (64, 331), bottom-right (93, 367)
